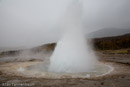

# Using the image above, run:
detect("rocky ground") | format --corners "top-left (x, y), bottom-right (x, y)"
top-left (0, 51), bottom-right (130, 87)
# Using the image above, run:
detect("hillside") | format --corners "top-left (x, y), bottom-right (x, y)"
top-left (93, 33), bottom-right (130, 50)
top-left (0, 33), bottom-right (130, 57)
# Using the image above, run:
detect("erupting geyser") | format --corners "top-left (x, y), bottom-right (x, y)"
top-left (49, 0), bottom-right (97, 73)
top-left (0, 0), bottom-right (115, 79)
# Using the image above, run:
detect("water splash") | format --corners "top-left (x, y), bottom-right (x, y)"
top-left (49, 0), bottom-right (97, 73)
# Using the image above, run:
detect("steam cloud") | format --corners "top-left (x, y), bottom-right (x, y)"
top-left (49, 0), bottom-right (96, 73)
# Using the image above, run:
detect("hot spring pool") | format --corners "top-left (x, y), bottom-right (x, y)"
top-left (16, 61), bottom-right (114, 79)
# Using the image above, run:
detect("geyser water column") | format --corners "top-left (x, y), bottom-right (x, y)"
top-left (49, 0), bottom-right (97, 73)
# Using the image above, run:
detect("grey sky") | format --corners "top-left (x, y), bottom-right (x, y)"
top-left (0, 0), bottom-right (130, 48)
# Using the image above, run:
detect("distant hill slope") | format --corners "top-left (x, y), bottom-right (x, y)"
top-left (0, 43), bottom-right (56, 58)
top-left (89, 28), bottom-right (130, 38)
top-left (93, 33), bottom-right (130, 50)
top-left (0, 33), bottom-right (130, 57)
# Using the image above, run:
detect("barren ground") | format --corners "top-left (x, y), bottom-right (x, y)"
top-left (0, 52), bottom-right (130, 87)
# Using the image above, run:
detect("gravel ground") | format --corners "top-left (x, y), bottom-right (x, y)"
top-left (0, 52), bottom-right (130, 87)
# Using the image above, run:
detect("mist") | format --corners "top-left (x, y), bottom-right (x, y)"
top-left (0, 0), bottom-right (130, 49)
top-left (49, 0), bottom-right (96, 73)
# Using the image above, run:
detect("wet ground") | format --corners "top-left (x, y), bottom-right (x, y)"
top-left (0, 52), bottom-right (130, 87)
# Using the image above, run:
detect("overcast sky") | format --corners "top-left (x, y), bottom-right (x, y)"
top-left (0, 0), bottom-right (130, 48)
